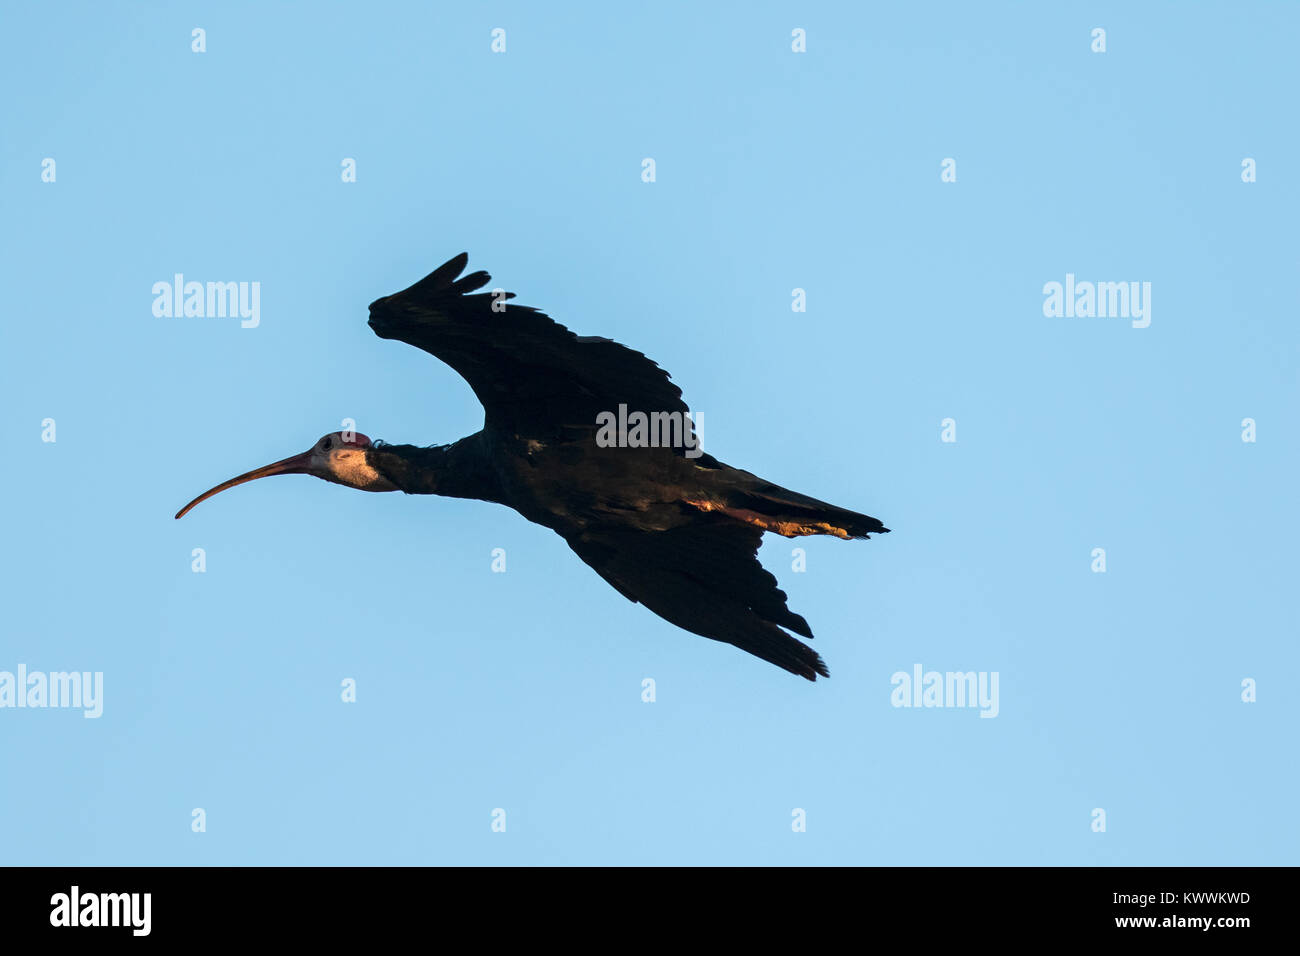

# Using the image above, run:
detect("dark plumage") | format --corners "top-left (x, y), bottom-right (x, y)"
top-left (364, 254), bottom-right (889, 680)
top-left (177, 254), bottom-right (887, 680)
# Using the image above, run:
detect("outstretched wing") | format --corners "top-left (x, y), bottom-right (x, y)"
top-left (565, 516), bottom-right (829, 681)
top-left (367, 253), bottom-right (693, 440)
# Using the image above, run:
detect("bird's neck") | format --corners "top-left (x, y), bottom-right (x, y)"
top-left (365, 433), bottom-right (501, 502)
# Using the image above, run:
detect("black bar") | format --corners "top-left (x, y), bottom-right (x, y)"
top-left (0, 866), bottom-right (1280, 941)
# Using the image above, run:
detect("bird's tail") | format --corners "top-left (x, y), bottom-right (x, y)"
top-left (689, 467), bottom-right (889, 540)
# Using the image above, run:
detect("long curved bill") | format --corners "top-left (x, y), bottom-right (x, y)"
top-left (175, 449), bottom-right (313, 519)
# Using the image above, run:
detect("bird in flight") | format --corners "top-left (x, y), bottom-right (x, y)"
top-left (176, 254), bottom-right (888, 679)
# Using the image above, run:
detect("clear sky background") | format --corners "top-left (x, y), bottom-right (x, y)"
top-left (1, 2), bottom-right (1295, 865)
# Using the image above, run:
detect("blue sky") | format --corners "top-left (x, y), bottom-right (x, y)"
top-left (1, 2), bottom-right (1295, 865)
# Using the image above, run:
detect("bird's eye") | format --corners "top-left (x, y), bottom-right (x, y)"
top-left (322, 437), bottom-right (332, 449)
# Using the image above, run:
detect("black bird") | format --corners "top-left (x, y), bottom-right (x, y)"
top-left (176, 254), bottom-right (888, 679)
